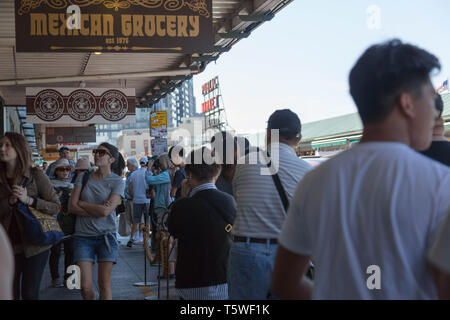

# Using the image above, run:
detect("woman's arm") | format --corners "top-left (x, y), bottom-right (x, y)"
top-left (78, 194), bottom-right (122, 218)
top-left (33, 169), bottom-right (61, 215)
top-left (146, 170), bottom-right (171, 185)
top-left (68, 185), bottom-right (91, 217)
top-left (129, 181), bottom-right (134, 200)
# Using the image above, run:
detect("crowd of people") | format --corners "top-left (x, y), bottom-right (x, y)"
top-left (0, 39), bottom-right (449, 300)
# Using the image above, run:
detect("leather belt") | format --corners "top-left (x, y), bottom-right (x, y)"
top-left (233, 235), bottom-right (278, 244)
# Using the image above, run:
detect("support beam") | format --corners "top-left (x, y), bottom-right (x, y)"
top-left (192, 56), bottom-right (217, 62)
top-left (239, 12), bottom-right (274, 21)
top-left (218, 31), bottom-right (250, 39)
top-left (0, 68), bottom-right (196, 86)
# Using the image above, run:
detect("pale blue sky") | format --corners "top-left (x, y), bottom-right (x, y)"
top-left (193, 0), bottom-right (450, 133)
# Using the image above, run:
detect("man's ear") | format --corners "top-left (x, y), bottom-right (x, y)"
top-left (110, 157), bottom-right (116, 164)
top-left (397, 92), bottom-right (415, 119)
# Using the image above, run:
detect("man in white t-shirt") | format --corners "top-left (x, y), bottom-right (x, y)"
top-left (271, 39), bottom-right (450, 299)
top-left (428, 210), bottom-right (450, 299)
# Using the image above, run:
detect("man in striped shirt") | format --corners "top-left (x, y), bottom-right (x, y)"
top-left (228, 109), bottom-right (312, 300)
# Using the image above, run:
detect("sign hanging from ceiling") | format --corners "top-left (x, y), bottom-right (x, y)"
top-left (15, 0), bottom-right (213, 53)
top-left (46, 126), bottom-right (96, 144)
top-left (26, 87), bottom-right (136, 124)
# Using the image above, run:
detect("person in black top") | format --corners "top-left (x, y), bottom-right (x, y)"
top-left (210, 131), bottom-right (251, 197)
top-left (421, 94), bottom-right (450, 166)
top-left (167, 147), bottom-right (236, 300)
top-left (168, 145), bottom-right (187, 201)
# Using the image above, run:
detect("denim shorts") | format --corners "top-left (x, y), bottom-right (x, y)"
top-left (73, 233), bottom-right (118, 264)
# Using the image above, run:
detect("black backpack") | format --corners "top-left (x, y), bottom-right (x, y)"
top-left (59, 171), bottom-right (91, 235)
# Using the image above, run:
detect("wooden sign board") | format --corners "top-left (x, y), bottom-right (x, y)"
top-left (26, 88), bottom-right (136, 124)
top-left (15, 0), bottom-right (213, 53)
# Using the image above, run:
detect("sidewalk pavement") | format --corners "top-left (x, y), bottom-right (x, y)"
top-left (39, 235), bottom-right (179, 300)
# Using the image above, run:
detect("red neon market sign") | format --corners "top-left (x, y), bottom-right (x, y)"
top-left (201, 76), bottom-right (220, 113)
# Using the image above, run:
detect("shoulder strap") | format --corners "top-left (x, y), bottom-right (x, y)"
top-left (195, 192), bottom-right (233, 233)
top-left (21, 167), bottom-right (37, 188)
top-left (81, 171), bottom-right (92, 192)
top-left (266, 152), bottom-right (289, 212)
top-left (22, 177), bottom-right (29, 188)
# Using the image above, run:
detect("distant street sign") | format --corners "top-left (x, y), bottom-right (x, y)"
top-left (150, 111), bottom-right (167, 137)
top-left (151, 138), bottom-right (168, 156)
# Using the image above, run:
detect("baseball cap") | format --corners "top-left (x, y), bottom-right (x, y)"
top-left (267, 109), bottom-right (301, 138)
top-left (59, 146), bottom-right (70, 152)
top-left (140, 156), bottom-right (148, 165)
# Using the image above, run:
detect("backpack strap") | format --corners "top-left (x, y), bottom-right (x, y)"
top-left (196, 193), bottom-right (233, 233)
top-left (81, 171), bottom-right (92, 192)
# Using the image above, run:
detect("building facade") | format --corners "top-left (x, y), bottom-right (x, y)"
top-left (96, 79), bottom-right (197, 145)
top-left (116, 129), bottom-right (152, 159)
top-left (153, 78), bottom-right (197, 128)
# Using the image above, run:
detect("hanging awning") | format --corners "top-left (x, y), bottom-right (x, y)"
top-left (311, 136), bottom-right (361, 149)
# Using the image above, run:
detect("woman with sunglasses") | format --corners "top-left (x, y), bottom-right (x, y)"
top-left (48, 158), bottom-right (75, 288)
top-left (68, 143), bottom-right (125, 300)
top-left (0, 132), bottom-right (60, 300)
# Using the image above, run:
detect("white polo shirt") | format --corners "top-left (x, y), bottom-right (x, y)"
top-left (279, 142), bottom-right (450, 299)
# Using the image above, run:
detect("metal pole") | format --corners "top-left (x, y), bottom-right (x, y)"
top-left (144, 210), bottom-right (147, 285)
top-left (133, 204), bottom-right (156, 287)
top-left (157, 253), bottom-right (161, 299)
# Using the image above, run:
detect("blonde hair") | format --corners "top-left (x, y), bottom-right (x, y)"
top-left (157, 153), bottom-right (171, 171)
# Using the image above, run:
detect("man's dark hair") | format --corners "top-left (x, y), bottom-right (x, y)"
top-left (210, 131), bottom-right (237, 165)
top-left (435, 94), bottom-right (444, 118)
top-left (168, 145), bottom-right (184, 161)
top-left (185, 147), bottom-right (220, 182)
top-left (349, 39), bottom-right (441, 125)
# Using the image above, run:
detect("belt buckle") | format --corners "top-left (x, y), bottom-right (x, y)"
top-left (225, 224), bottom-right (232, 233)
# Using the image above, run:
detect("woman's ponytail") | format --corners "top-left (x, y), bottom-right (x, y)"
top-left (113, 152), bottom-right (126, 176)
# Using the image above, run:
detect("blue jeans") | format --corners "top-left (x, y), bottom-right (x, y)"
top-left (227, 240), bottom-right (278, 300)
top-left (13, 249), bottom-right (50, 300)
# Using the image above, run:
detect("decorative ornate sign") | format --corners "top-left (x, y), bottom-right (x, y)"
top-left (15, 0), bottom-right (213, 53)
top-left (34, 89), bottom-right (65, 121)
top-left (67, 90), bottom-right (97, 121)
top-left (26, 87), bottom-right (136, 124)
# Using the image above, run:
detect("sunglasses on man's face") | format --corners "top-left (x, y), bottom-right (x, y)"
top-left (56, 167), bottom-right (71, 172)
top-left (92, 149), bottom-right (111, 157)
